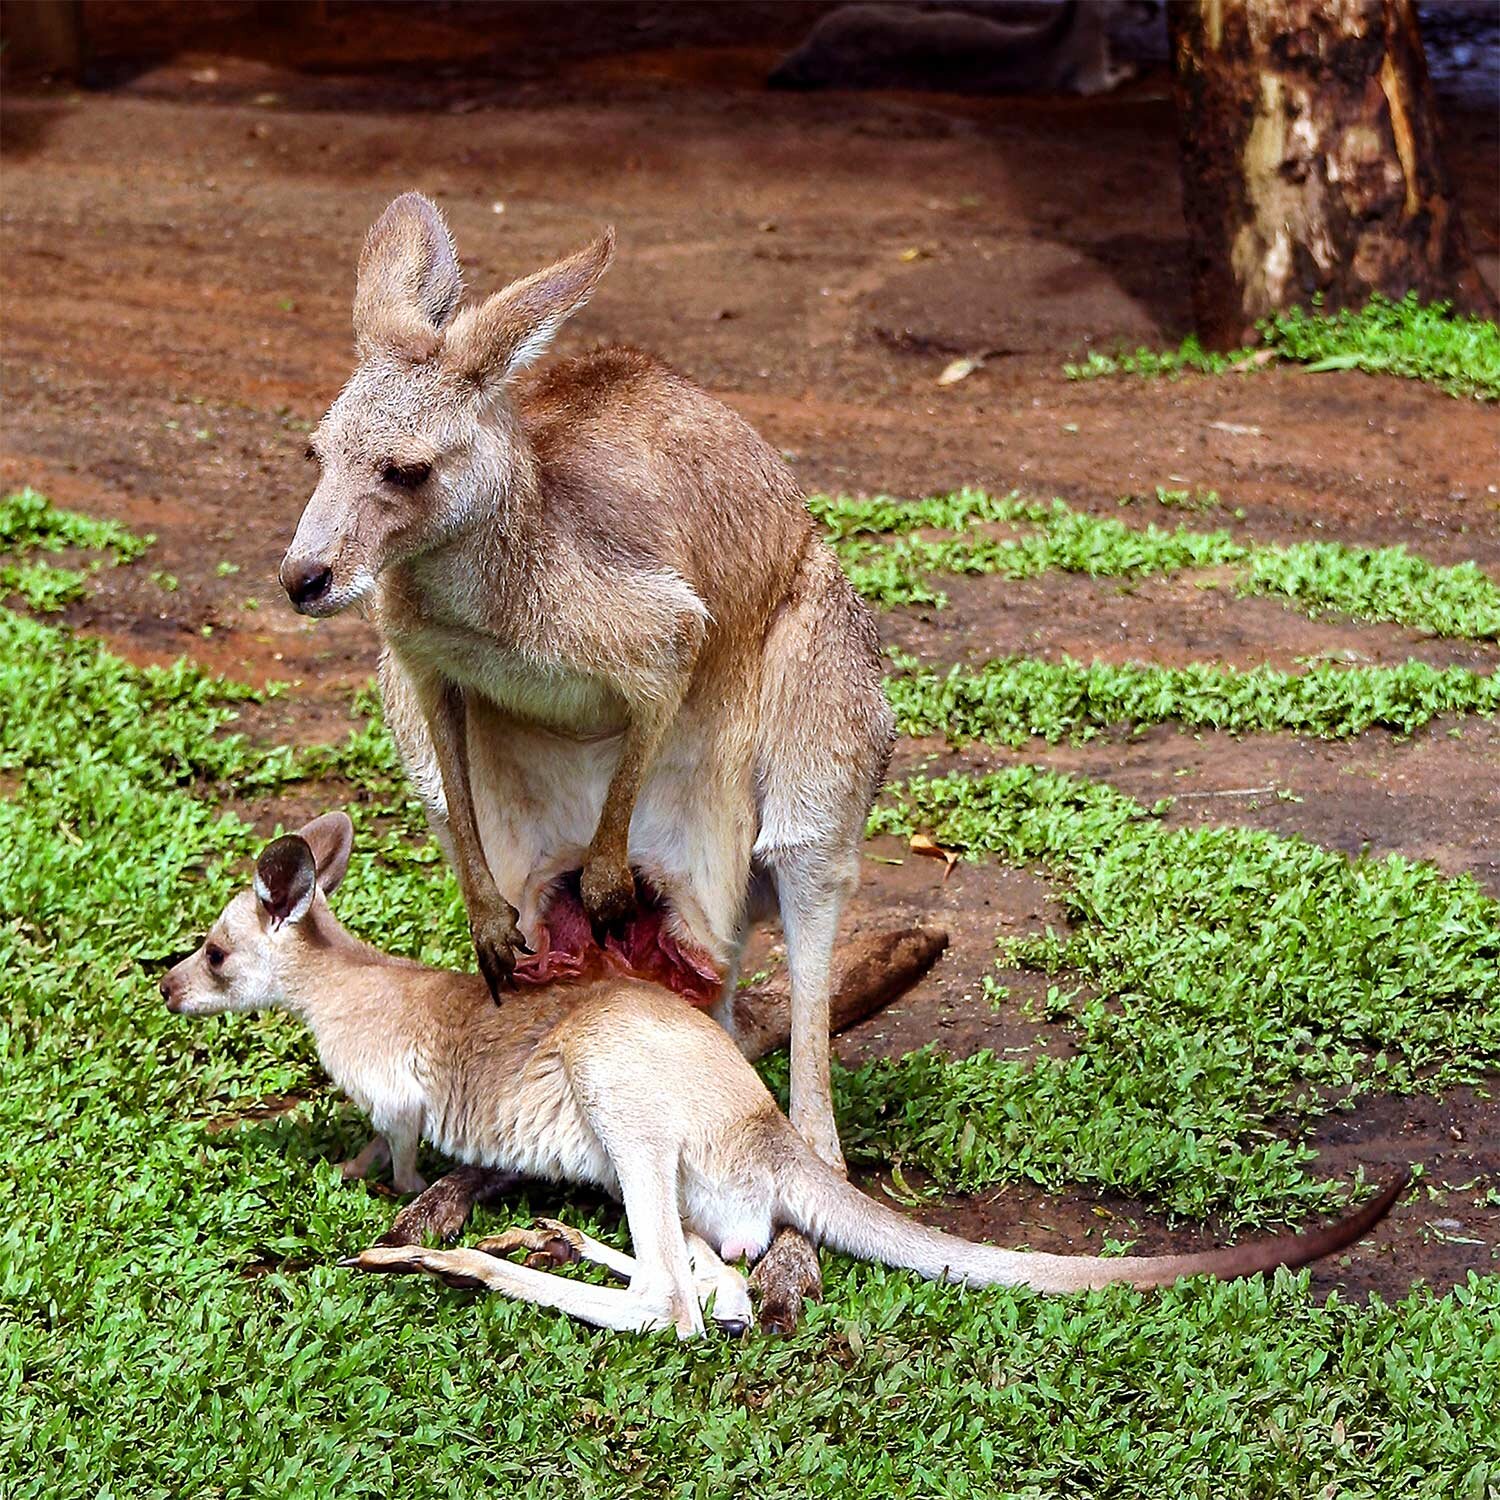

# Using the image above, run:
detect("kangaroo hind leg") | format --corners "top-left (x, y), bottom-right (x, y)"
top-left (345, 1243), bottom-right (678, 1333)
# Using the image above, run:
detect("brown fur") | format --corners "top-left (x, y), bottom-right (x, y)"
top-left (281, 194), bottom-right (894, 1186)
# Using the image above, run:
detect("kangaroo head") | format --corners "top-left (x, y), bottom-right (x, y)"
top-left (160, 813), bottom-right (355, 1016)
top-left (281, 192), bottom-right (615, 616)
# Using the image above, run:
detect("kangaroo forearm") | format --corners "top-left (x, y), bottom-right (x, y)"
top-left (590, 712), bottom-right (665, 863)
top-left (587, 626), bottom-right (697, 865)
top-left (424, 681), bottom-right (501, 907)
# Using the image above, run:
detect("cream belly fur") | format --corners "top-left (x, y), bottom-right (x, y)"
top-left (382, 656), bottom-right (756, 969)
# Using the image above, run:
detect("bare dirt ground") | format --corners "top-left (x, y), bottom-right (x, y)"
top-left (3, 1), bottom-right (1497, 1296)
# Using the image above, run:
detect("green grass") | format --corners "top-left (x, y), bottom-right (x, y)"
top-left (857, 768), bottom-right (1500, 1217)
top-left (1244, 541), bottom-right (1500, 639)
top-left (886, 656), bottom-right (1500, 745)
top-left (0, 487), bottom-right (150, 561)
top-left (831, 492), bottom-right (1500, 639)
top-left (812, 491), bottom-right (1242, 613)
top-left (812, 489), bottom-right (1500, 639)
top-left (0, 487), bottom-right (152, 612)
top-left (1064, 294), bottom-right (1500, 401)
top-left (2, 501), bottom-right (1496, 1496)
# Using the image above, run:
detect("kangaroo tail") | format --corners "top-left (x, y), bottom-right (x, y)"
top-left (777, 1148), bottom-right (1407, 1293)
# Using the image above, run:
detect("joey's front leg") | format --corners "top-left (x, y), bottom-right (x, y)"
top-left (385, 1113), bottom-right (427, 1196)
top-left (339, 1135), bottom-right (392, 1183)
top-left (421, 677), bottom-right (526, 997)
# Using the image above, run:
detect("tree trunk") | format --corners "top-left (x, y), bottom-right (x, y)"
top-left (1169, 0), bottom-right (1496, 347)
top-left (1, 0), bottom-right (84, 79)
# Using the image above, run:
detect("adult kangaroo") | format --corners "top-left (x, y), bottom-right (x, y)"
top-left (280, 193), bottom-right (893, 1189)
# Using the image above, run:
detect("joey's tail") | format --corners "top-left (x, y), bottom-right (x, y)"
top-left (777, 1148), bottom-right (1408, 1293)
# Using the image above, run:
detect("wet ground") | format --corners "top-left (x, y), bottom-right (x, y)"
top-left (2, 0), bottom-right (1497, 1296)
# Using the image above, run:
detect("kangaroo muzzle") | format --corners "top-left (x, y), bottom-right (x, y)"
top-left (280, 555), bottom-right (335, 613)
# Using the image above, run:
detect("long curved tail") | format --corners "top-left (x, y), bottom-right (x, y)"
top-left (777, 1148), bottom-right (1408, 1293)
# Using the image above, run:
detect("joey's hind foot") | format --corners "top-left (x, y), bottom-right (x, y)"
top-left (376, 1166), bottom-right (522, 1248)
top-left (749, 1229), bottom-right (822, 1335)
top-left (579, 857), bottom-right (637, 938)
top-left (344, 1244), bottom-right (495, 1292)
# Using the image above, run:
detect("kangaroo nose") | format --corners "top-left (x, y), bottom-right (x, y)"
top-left (160, 977), bottom-right (181, 1012)
top-left (281, 558), bottom-right (333, 611)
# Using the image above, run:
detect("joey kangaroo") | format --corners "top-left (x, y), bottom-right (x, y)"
top-left (279, 192), bottom-right (892, 1185)
top-left (161, 815), bottom-right (1406, 1339)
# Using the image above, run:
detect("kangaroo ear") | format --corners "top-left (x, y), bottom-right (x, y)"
top-left (353, 191), bottom-right (463, 362)
top-left (442, 228), bottom-right (615, 383)
top-left (254, 835), bottom-right (317, 931)
top-left (296, 812), bottom-right (355, 896)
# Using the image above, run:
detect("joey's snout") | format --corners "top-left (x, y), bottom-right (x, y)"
top-left (280, 555), bottom-right (335, 614)
top-left (159, 970), bottom-right (186, 1013)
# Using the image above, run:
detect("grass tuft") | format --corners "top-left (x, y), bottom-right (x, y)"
top-left (1064, 294), bottom-right (1500, 401)
top-left (887, 656), bottom-right (1499, 745)
top-left (0, 486), bottom-right (150, 561)
top-left (814, 489), bottom-right (1500, 638)
top-left (0, 488), bottom-right (152, 613)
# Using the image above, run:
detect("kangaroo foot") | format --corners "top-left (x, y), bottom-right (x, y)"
top-left (749, 1228), bottom-right (822, 1335)
top-left (376, 1165), bottom-right (523, 1248)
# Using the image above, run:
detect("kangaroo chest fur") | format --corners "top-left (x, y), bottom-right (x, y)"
top-left (380, 559), bottom-right (635, 743)
top-left (374, 536), bottom-right (775, 976)
top-left (393, 618), bottom-right (628, 741)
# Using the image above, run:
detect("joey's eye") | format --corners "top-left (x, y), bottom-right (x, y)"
top-left (206, 944), bottom-right (227, 971)
top-left (381, 461), bottom-right (431, 489)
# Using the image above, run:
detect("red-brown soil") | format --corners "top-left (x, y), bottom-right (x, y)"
top-left (2, 1), bottom-right (1496, 1296)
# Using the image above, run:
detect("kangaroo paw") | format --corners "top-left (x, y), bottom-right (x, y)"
top-left (475, 1222), bottom-right (582, 1271)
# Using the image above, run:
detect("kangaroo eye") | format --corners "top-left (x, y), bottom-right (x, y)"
top-left (205, 944), bottom-right (227, 971)
top-left (382, 461), bottom-right (431, 489)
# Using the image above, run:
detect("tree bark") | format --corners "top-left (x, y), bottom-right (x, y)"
top-left (1169, 0), bottom-right (1496, 347)
top-left (1, 0), bottom-right (84, 79)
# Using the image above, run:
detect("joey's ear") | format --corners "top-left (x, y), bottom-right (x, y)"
top-left (442, 228), bottom-right (615, 383)
top-left (353, 191), bottom-right (463, 362)
top-left (254, 835), bottom-right (317, 931)
top-left (296, 811), bottom-right (355, 895)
